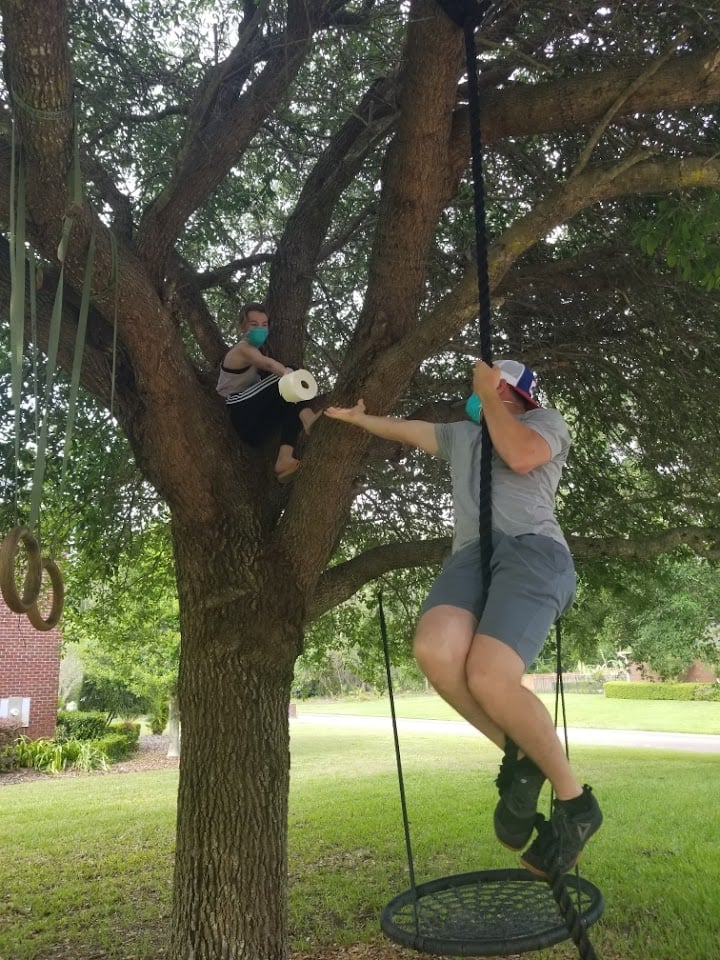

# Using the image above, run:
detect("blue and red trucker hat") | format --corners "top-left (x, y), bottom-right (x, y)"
top-left (495, 359), bottom-right (540, 409)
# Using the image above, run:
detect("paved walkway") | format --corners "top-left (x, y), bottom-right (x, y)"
top-left (294, 712), bottom-right (720, 753)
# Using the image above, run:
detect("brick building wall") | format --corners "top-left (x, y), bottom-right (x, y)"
top-left (0, 596), bottom-right (61, 739)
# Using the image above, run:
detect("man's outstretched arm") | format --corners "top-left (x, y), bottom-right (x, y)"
top-left (325, 400), bottom-right (438, 454)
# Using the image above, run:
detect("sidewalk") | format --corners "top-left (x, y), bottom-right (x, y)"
top-left (294, 712), bottom-right (720, 753)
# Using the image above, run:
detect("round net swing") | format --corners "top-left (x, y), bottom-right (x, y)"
top-left (381, 868), bottom-right (604, 957)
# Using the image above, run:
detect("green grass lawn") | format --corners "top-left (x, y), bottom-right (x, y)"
top-left (296, 691), bottom-right (720, 733)
top-left (1, 725), bottom-right (719, 960)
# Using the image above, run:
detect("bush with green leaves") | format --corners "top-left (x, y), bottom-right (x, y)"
top-left (149, 703), bottom-right (169, 735)
top-left (89, 721), bottom-right (141, 763)
top-left (93, 733), bottom-right (134, 762)
top-left (79, 674), bottom-right (150, 721)
top-left (4, 719), bottom-right (139, 776)
top-left (604, 681), bottom-right (720, 701)
top-left (0, 718), bottom-right (21, 772)
top-left (9, 737), bottom-right (109, 774)
top-left (56, 710), bottom-right (109, 741)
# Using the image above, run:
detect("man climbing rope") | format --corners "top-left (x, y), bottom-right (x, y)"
top-left (325, 358), bottom-right (603, 877)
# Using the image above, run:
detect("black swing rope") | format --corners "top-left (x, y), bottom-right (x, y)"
top-left (378, 594), bottom-right (603, 957)
top-left (379, 2), bottom-right (603, 957)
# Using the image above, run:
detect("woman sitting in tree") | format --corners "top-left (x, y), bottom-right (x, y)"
top-left (217, 302), bottom-right (318, 481)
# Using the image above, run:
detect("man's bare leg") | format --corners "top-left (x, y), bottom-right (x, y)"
top-left (466, 633), bottom-right (582, 800)
top-left (413, 606), bottom-right (506, 750)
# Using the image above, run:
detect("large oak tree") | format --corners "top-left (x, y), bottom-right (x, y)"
top-left (2, 1), bottom-right (720, 957)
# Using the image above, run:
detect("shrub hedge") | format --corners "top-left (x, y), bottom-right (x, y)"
top-left (56, 710), bottom-right (109, 741)
top-left (94, 733), bottom-right (135, 762)
top-left (604, 681), bottom-right (720, 701)
top-left (91, 721), bottom-right (140, 762)
top-left (0, 718), bottom-right (21, 772)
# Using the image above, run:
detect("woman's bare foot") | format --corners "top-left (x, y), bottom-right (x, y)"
top-left (275, 448), bottom-right (301, 481)
top-left (300, 408), bottom-right (321, 435)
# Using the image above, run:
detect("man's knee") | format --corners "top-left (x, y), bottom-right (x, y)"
top-left (413, 630), bottom-right (446, 676)
top-left (466, 669), bottom-right (502, 710)
top-left (466, 634), bottom-right (524, 707)
top-left (413, 606), bottom-right (475, 678)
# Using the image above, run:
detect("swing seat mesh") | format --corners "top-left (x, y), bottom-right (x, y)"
top-left (381, 868), bottom-right (604, 957)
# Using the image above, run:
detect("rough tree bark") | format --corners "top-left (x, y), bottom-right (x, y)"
top-left (169, 514), bottom-right (304, 959)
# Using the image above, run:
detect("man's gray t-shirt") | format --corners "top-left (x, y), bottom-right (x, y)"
top-left (434, 408), bottom-right (571, 553)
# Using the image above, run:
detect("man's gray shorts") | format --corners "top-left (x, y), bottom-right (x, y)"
top-left (420, 532), bottom-right (576, 667)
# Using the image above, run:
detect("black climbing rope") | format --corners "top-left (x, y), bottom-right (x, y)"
top-left (381, 2), bottom-right (604, 957)
top-left (458, 0), bottom-right (497, 602)
top-left (445, 4), bottom-right (603, 956)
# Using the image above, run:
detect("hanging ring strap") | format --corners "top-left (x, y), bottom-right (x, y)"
top-left (8, 120), bottom-right (27, 527)
top-left (0, 525), bottom-right (43, 614)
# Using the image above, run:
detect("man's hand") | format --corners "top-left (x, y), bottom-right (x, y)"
top-left (324, 399), bottom-right (367, 424)
top-left (473, 360), bottom-right (502, 401)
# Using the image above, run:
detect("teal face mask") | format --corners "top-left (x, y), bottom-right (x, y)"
top-left (465, 393), bottom-right (482, 423)
top-left (246, 327), bottom-right (269, 347)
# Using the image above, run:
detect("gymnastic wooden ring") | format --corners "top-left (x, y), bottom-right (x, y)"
top-left (26, 557), bottom-right (65, 631)
top-left (0, 525), bottom-right (43, 614)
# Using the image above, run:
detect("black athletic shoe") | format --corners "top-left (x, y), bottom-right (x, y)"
top-left (520, 784), bottom-right (603, 877)
top-left (493, 747), bottom-right (546, 851)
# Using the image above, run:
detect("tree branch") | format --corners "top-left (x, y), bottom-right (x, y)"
top-left (307, 527), bottom-right (720, 620)
top-left (570, 31), bottom-right (689, 179)
top-left (278, 0), bottom-right (465, 589)
top-left (164, 250), bottom-right (229, 368)
top-left (135, 0), bottom-right (327, 273)
top-left (572, 528), bottom-right (720, 563)
top-left (197, 254), bottom-right (274, 291)
top-left (308, 538), bottom-right (451, 620)
top-left (266, 72), bottom-right (399, 365)
top-left (449, 47), bottom-right (720, 170)
top-left (394, 155), bottom-right (720, 370)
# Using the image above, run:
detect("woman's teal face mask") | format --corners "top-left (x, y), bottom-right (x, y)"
top-left (246, 327), bottom-right (269, 347)
top-left (465, 393), bottom-right (482, 423)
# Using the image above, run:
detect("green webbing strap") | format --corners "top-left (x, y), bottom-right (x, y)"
top-left (28, 110), bottom-right (86, 534)
top-left (28, 216), bottom-right (73, 529)
top-left (61, 221), bottom-right (96, 486)
top-left (11, 87), bottom-right (71, 124)
top-left (109, 231), bottom-right (119, 417)
top-left (57, 111), bottom-right (94, 495)
top-left (8, 121), bottom-right (26, 525)
top-left (69, 108), bottom-right (83, 208)
top-left (28, 250), bottom-right (40, 441)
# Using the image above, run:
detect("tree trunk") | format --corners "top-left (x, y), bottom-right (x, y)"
top-left (166, 695), bottom-right (181, 758)
top-left (168, 517), bottom-right (302, 960)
